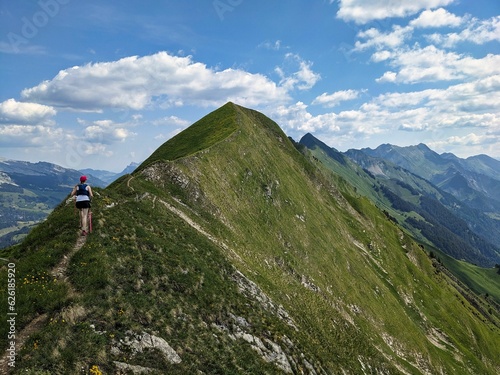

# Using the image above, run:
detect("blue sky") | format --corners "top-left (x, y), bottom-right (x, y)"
top-left (1, 0), bottom-right (499, 172)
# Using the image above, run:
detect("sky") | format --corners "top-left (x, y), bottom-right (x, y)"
top-left (1, 0), bottom-right (499, 172)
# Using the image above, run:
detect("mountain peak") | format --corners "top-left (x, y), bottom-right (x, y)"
top-left (299, 133), bottom-right (322, 148)
top-left (299, 133), bottom-right (346, 165)
top-left (416, 142), bottom-right (431, 151)
top-left (139, 102), bottom-right (240, 169)
top-left (138, 102), bottom-right (289, 172)
top-left (3, 105), bottom-right (500, 374)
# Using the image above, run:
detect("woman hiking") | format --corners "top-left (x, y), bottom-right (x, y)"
top-left (71, 175), bottom-right (93, 236)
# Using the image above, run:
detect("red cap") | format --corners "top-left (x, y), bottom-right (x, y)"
top-left (80, 175), bottom-right (87, 182)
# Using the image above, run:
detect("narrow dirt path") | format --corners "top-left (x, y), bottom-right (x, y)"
top-left (51, 234), bottom-right (87, 283)
top-left (0, 232), bottom-right (86, 374)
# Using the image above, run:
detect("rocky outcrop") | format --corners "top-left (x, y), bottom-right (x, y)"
top-left (111, 331), bottom-right (181, 373)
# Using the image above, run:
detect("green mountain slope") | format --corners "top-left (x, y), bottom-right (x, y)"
top-left (301, 133), bottom-right (500, 267)
top-left (300, 133), bottom-right (500, 307)
top-left (1, 103), bottom-right (499, 374)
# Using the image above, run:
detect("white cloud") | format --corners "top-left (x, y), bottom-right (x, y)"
top-left (371, 50), bottom-right (392, 62)
top-left (271, 102), bottom-right (320, 133)
top-left (354, 25), bottom-right (413, 51)
top-left (258, 40), bottom-right (284, 51)
top-left (277, 75), bottom-right (499, 150)
top-left (0, 99), bottom-right (56, 124)
top-left (348, 9), bottom-right (500, 86)
top-left (312, 90), bottom-right (361, 107)
top-left (0, 124), bottom-right (64, 147)
top-left (409, 8), bottom-right (463, 28)
top-left (398, 122), bottom-right (430, 132)
top-left (20, 51), bottom-right (290, 111)
top-left (376, 46), bottom-right (500, 84)
top-left (276, 54), bottom-right (321, 91)
top-left (81, 119), bottom-right (136, 144)
top-left (375, 71), bottom-right (397, 83)
top-left (373, 89), bottom-right (440, 108)
top-left (336, 0), bottom-right (455, 24)
top-left (151, 115), bottom-right (191, 128)
top-left (79, 143), bottom-right (113, 157)
top-left (428, 133), bottom-right (498, 157)
top-left (427, 15), bottom-right (500, 47)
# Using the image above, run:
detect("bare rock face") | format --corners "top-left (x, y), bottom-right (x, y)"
top-left (112, 331), bottom-right (181, 373)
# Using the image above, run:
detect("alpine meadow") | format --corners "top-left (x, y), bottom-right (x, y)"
top-left (1, 103), bottom-right (499, 374)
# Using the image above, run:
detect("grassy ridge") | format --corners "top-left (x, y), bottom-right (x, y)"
top-left (135, 104), bottom-right (500, 373)
top-left (1, 103), bottom-right (499, 373)
top-left (138, 102), bottom-right (239, 168)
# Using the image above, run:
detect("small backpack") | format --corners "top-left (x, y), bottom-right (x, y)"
top-left (76, 183), bottom-right (89, 196)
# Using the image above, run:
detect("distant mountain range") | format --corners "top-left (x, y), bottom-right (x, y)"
top-left (0, 160), bottom-right (138, 248)
top-left (300, 134), bottom-right (500, 268)
top-left (351, 143), bottom-right (500, 212)
top-left (80, 162), bottom-right (139, 185)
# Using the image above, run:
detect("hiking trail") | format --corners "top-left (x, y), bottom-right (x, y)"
top-left (0, 232), bottom-right (86, 373)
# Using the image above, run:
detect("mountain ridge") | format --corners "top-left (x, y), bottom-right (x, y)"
top-left (352, 141), bottom-right (500, 212)
top-left (1, 105), bottom-right (499, 373)
top-left (301, 133), bottom-right (500, 266)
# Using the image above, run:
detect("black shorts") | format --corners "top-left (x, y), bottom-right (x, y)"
top-left (76, 201), bottom-right (91, 209)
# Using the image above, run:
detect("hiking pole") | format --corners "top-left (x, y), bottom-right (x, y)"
top-left (88, 209), bottom-right (92, 233)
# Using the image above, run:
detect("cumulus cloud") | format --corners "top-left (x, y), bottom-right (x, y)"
top-left (20, 51), bottom-right (290, 111)
top-left (398, 122), bottom-right (430, 132)
top-left (376, 71), bottom-right (397, 83)
top-left (375, 46), bottom-right (500, 84)
top-left (427, 15), bottom-right (500, 47)
top-left (347, 6), bottom-right (500, 87)
top-left (372, 75), bottom-right (500, 122)
top-left (0, 99), bottom-right (56, 124)
top-left (428, 133), bottom-right (498, 156)
top-left (276, 54), bottom-right (321, 91)
top-left (409, 8), bottom-right (463, 28)
top-left (336, 0), bottom-right (455, 24)
top-left (275, 74), bottom-right (499, 150)
top-left (312, 90), bottom-right (362, 107)
top-left (354, 26), bottom-right (413, 52)
top-left (272, 102), bottom-right (316, 132)
top-left (80, 119), bottom-right (136, 144)
top-left (78, 143), bottom-right (113, 157)
top-left (0, 124), bottom-right (64, 147)
top-left (371, 50), bottom-right (392, 62)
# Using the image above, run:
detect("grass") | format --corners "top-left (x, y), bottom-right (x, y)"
top-left (137, 102), bottom-right (239, 168)
top-left (0, 198), bottom-right (78, 334)
top-left (307, 141), bottom-right (500, 305)
top-left (1, 103), bottom-right (499, 374)
top-left (431, 246), bottom-right (500, 303)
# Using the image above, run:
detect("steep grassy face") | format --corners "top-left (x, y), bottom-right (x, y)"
top-left (302, 133), bottom-right (500, 306)
top-left (1, 103), bottom-right (499, 374)
top-left (134, 104), bottom-right (500, 373)
top-left (138, 101), bottom-right (239, 166)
